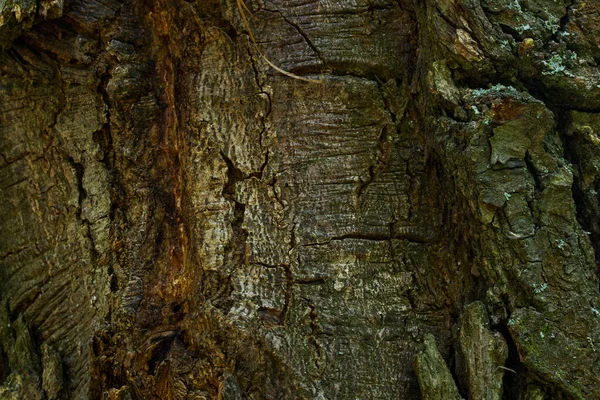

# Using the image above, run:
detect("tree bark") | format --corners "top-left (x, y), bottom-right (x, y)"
top-left (1, 0), bottom-right (599, 399)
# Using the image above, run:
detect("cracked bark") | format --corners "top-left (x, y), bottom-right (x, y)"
top-left (1, 0), bottom-right (600, 399)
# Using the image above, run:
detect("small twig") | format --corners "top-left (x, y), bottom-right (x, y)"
top-left (237, 0), bottom-right (255, 42)
top-left (237, 0), bottom-right (323, 84)
top-left (496, 366), bottom-right (517, 374)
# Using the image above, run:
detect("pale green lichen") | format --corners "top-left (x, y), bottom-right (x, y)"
top-left (543, 15), bottom-right (560, 34)
top-left (542, 54), bottom-right (575, 77)
top-left (566, 52), bottom-right (578, 62)
top-left (533, 283), bottom-right (548, 294)
top-left (471, 84), bottom-right (523, 98)
top-left (510, 0), bottom-right (522, 12)
top-left (472, 84), bottom-right (507, 96)
top-left (515, 24), bottom-right (531, 34)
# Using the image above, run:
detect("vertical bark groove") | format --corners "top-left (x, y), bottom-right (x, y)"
top-left (1, 0), bottom-right (600, 399)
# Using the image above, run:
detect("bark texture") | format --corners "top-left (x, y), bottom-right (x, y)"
top-left (0, 0), bottom-right (599, 399)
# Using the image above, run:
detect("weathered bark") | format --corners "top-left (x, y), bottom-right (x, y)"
top-left (414, 334), bottom-right (462, 400)
top-left (1, 0), bottom-right (599, 399)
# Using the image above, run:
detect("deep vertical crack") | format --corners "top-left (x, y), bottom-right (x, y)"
top-left (220, 152), bottom-right (249, 275)
top-left (246, 42), bottom-right (272, 177)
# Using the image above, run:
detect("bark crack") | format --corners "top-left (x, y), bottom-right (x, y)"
top-left (301, 227), bottom-right (439, 245)
top-left (554, 0), bottom-right (577, 43)
top-left (262, 7), bottom-right (326, 69)
top-left (0, 151), bottom-right (30, 168)
top-left (0, 245), bottom-right (30, 261)
top-left (356, 124), bottom-right (391, 201)
top-left (246, 37), bottom-right (272, 179)
top-left (220, 152), bottom-right (249, 275)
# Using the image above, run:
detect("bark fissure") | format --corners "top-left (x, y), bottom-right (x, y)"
top-left (2, 0), bottom-right (600, 398)
top-left (262, 7), bottom-right (326, 69)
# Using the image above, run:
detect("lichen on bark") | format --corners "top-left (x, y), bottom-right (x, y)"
top-left (1, 0), bottom-right (600, 399)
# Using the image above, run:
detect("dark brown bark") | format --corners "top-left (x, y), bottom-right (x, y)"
top-left (1, 0), bottom-right (599, 399)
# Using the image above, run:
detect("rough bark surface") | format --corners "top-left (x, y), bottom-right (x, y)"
top-left (1, 0), bottom-right (599, 399)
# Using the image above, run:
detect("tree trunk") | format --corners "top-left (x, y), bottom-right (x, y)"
top-left (1, 0), bottom-right (599, 399)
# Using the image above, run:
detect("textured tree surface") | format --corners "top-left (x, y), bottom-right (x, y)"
top-left (1, 0), bottom-right (600, 399)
